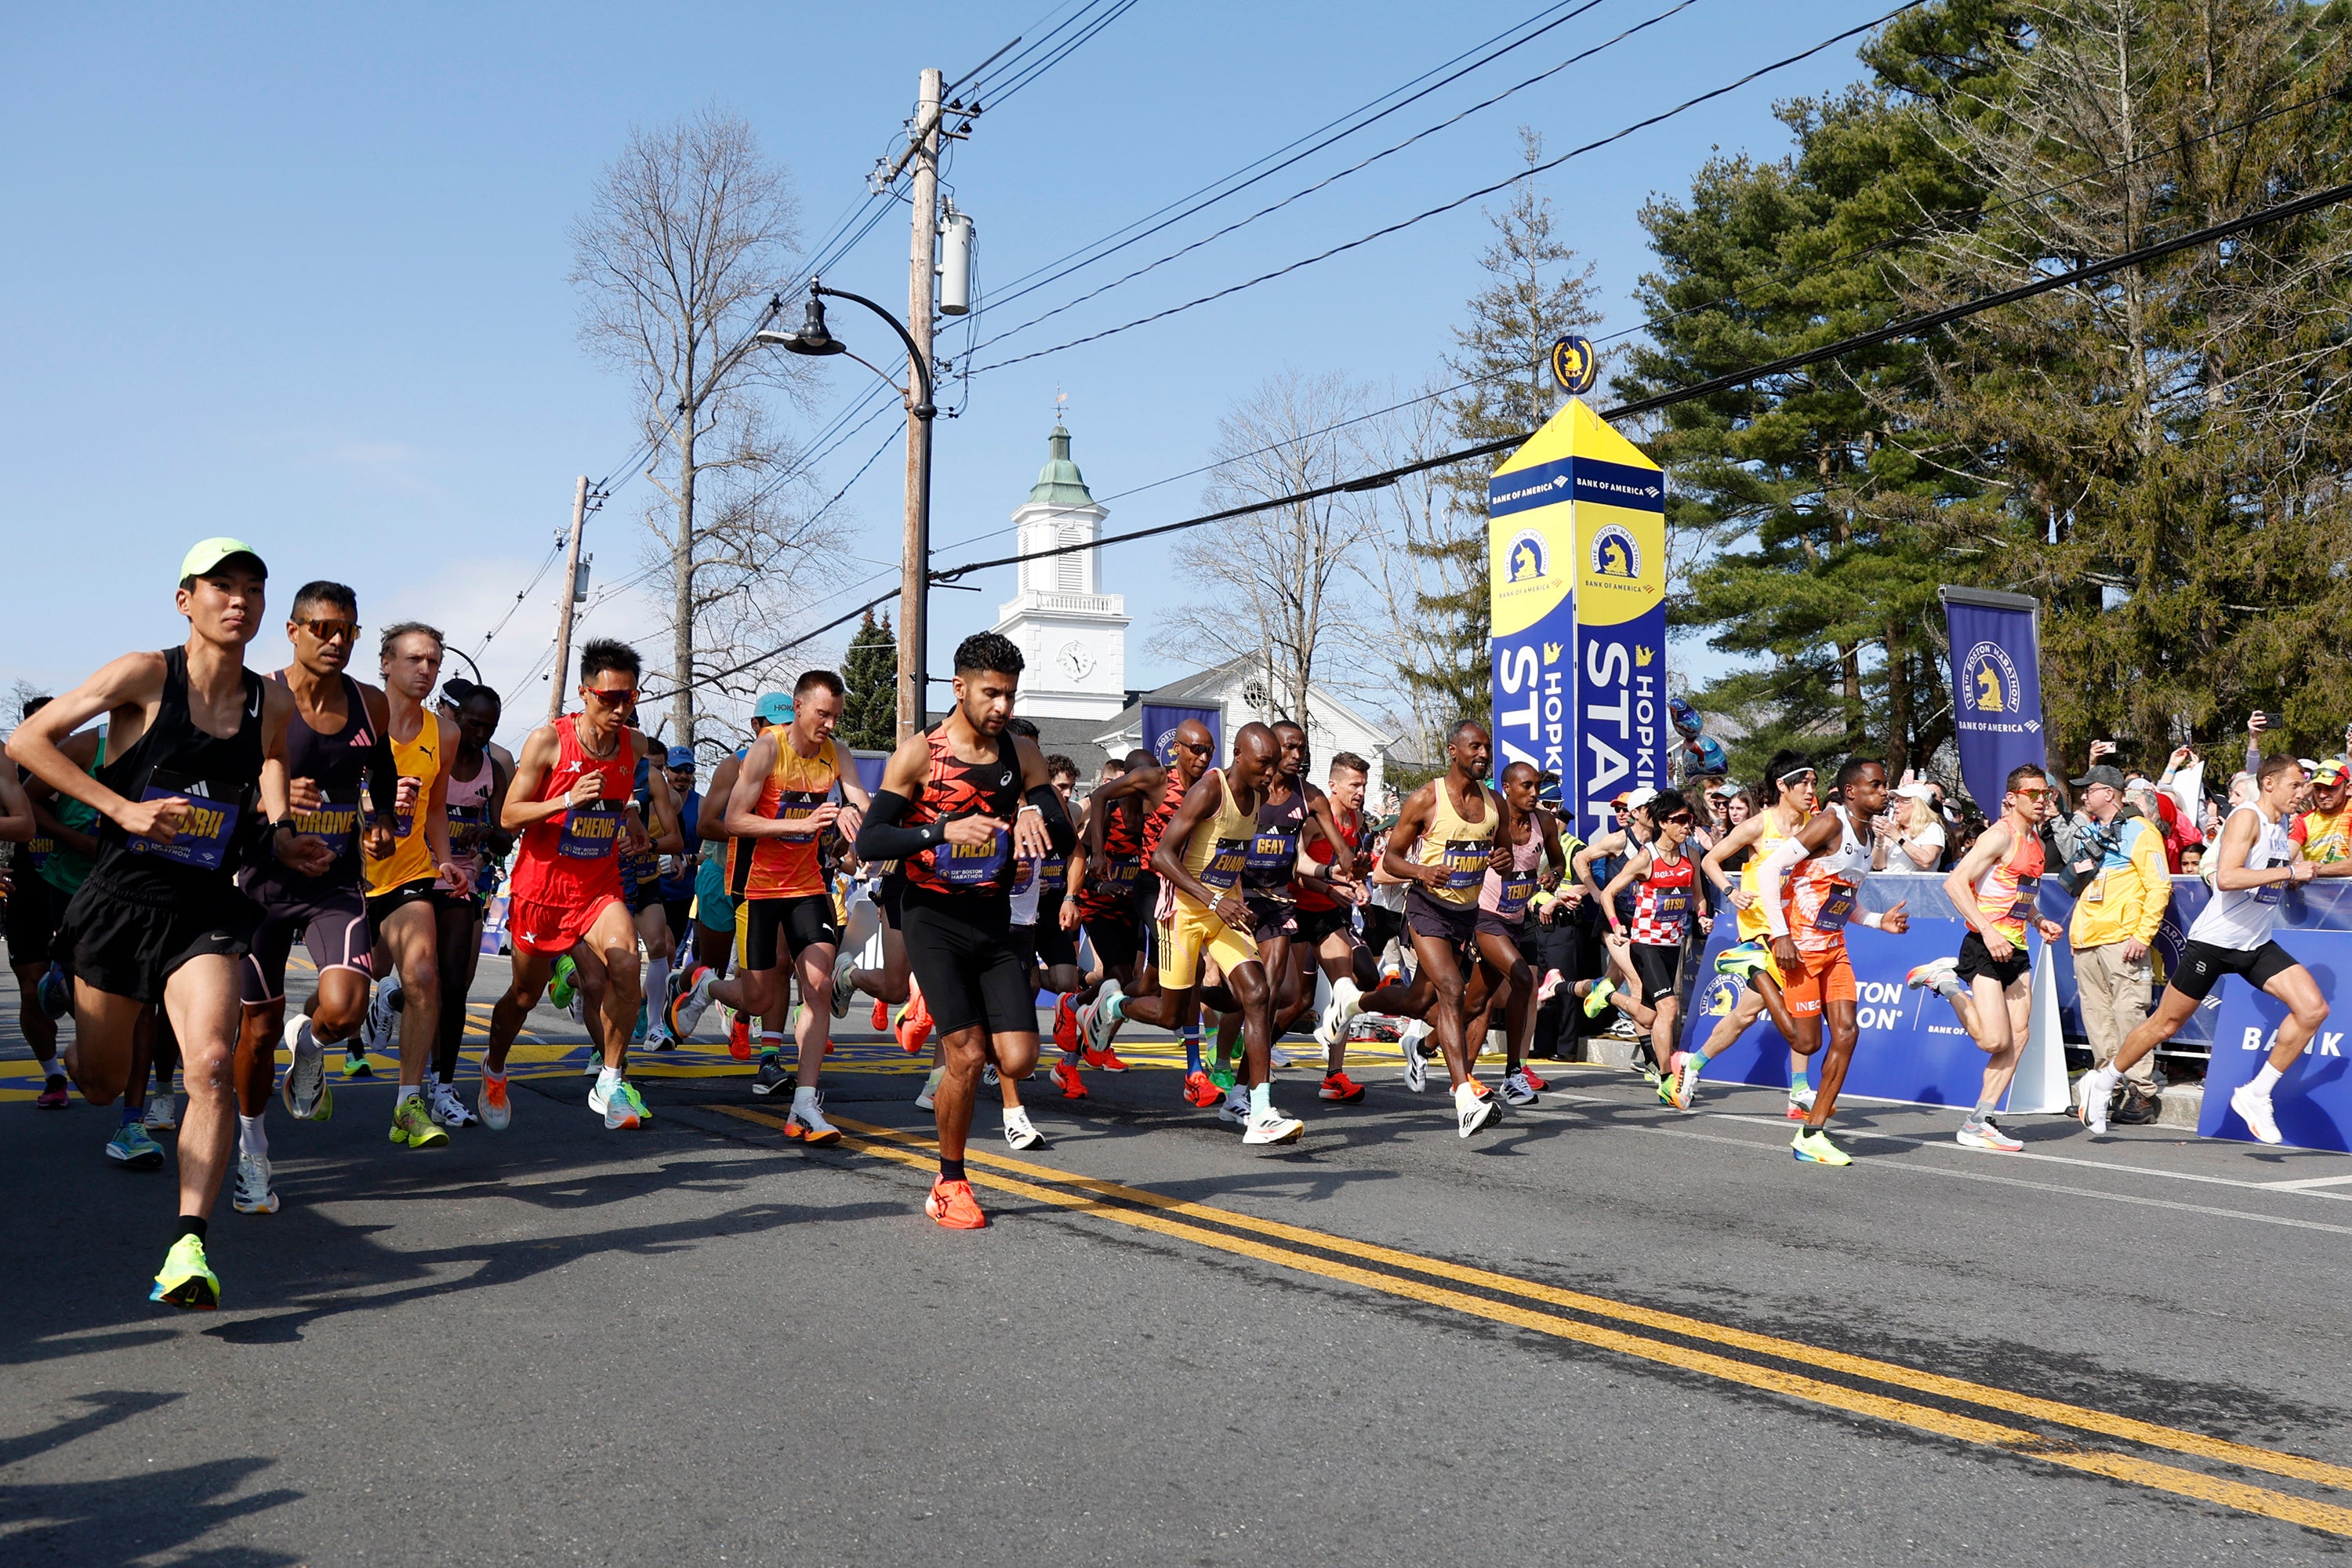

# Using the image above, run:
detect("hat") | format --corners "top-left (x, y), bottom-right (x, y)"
top-left (665, 745), bottom-right (696, 769)
top-left (178, 537), bottom-right (267, 584)
top-left (1624, 786), bottom-right (1659, 811)
top-left (2071, 764), bottom-right (2127, 790)
top-left (2316, 758), bottom-right (2349, 787)
top-left (752, 692), bottom-right (794, 726)
top-left (1895, 782), bottom-right (1939, 801)
top-left (1708, 781), bottom-right (1741, 799)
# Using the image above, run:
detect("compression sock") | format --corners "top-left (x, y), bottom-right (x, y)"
top-left (1182, 1029), bottom-right (1203, 1076)
top-left (1973, 1095), bottom-right (1998, 1120)
top-left (238, 1115), bottom-right (268, 1160)
top-left (938, 1156), bottom-right (967, 1182)
top-left (175, 1215), bottom-right (208, 1243)
top-left (646, 956), bottom-right (671, 1022)
top-left (1789, 1062), bottom-right (1809, 1092)
top-left (1250, 1081), bottom-right (1272, 1119)
top-left (120, 1104), bottom-right (140, 1127)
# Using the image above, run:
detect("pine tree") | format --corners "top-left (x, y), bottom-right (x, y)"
top-left (837, 611), bottom-right (898, 752)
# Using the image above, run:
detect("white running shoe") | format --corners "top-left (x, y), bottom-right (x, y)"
top-left (477, 1074), bottom-right (512, 1131)
top-left (144, 1093), bottom-right (177, 1132)
top-left (280, 1014), bottom-right (328, 1120)
top-left (1003, 1107), bottom-right (1047, 1151)
top-left (1269, 1046), bottom-right (1298, 1070)
top-left (1456, 1085), bottom-right (1500, 1138)
top-left (1082, 981), bottom-right (1123, 1054)
top-left (1315, 976), bottom-right (1363, 1049)
top-left (788, 1095), bottom-right (841, 1145)
top-left (1400, 1020), bottom-right (1431, 1094)
top-left (427, 1079), bottom-right (477, 1128)
top-left (1241, 1108), bottom-right (1305, 1146)
top-left (915, 1067), bottom-right (943, 1112)
top-left (1904, 956), bottom-right (1960, 992)
top-left (365, 976), bottom-right (401, 1050)
top-left (1955, 1116), bottom-right (2023, 1152)
top-left (1217, 1087), bottom-right (1250, 1126)
top-left (982, 1064), bottom-right (1000, 1088)
top-left (1788, 1083), bottom-right (1817, 1113)
top-left (2078, 1065), bottom-right (2118, 1134)
top-left (1501, 1070), bottom-right (1538, 1107)
top-left (231, 1151), bottom-right (279, 1214)
top-left (830, 953), bottom-right (858, 1018)
top-left (2231, 1083), bottom-right (2284, 1145)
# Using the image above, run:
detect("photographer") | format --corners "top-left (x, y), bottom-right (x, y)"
top-left (2063, 765), bottom-right (2171, 1124)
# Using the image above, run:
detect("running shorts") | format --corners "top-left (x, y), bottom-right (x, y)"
top-left (901, 887), bottom-right (1035, 1036)
top-left (365, 877), bottom-right (446, 945)
top-left (3, 873), bottom-right (59, 967)
top-left (1244, 891), bottom-right (1297, 946)
top-left (243, 883), bottom-right (373, 1004)
top-left (1294, 902), bottom-right (1356, 948)
top-left (2169, 937), bottom-right (2299, 1004)
top-left (1160, 894), bottom-right (1258, 991)
top-left (876, 870), bottom-right (906, 931)
top-left (1029, 895), bottom-right (1080, 971)
top-left (1404, 884), bottom-right (1477, 949)
top-left (742, 893), bottom-right (840, 972)
top-left (1628, 941), bottom-right (1684, 1005)
top-left (1083, 913), bottom-right (1142, 973)
top-left (1955, 930), bottom-right (2031, 990)
top-left (1474, 909), bottom-right (1528, 941)
top-left (506, 891), bottom-right (625, 958)
top-left (694, 855), bottom-right (736, 931)
top-left (59, 873), bottom-right (259, 1005)
top-left (622, 873), bottom-right (659, 917)
top-left (1359, 904), bottom-right (1404, 964)
top-left (1766, 944), bottom-right (1855, 1019)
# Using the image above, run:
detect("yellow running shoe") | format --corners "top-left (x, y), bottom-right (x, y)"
top-left (390, 1094), bottom-right (449, 1149)
top-left (150, 1233), bottom-right (220, 1310)
top-left (1791, 1127), bottom-right (1851, 1166)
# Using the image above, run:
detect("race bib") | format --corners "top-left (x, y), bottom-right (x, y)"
top-left (445, 803), bottom-right (486, 855)
top-left (1652, 887), bottom-right (1692, 917)
top-left (1011, 857), bottom-right (1039, 895)
top-left (292, 796), bottom-right (362, 858)
top-left (1040, 851), bottom-right (1067, 890)
top-left (1814, 881), bottom-right (1858, 931)
top-left (773, 788), bottom-right (827, 822)
top-left (1440, 838), bottom-right (1490, 892)
top-left (1495, 872), bottom-right (1536, 919)
top-left (558, 800), bottom-right (625, 860)
top-left (126, 786), bottom-right (239, 872)
top-left (23, 832), bottom-right (54, 867)
top-left (2009, 875), bottom-right (2040, 917)
top-left (1095, 855), bottom-right (1139, 894)
top-left (1244, 829), bottom-right (1298, 877)
top-left (2256, 857), bottom-right (2288, 905)
top-left (1199, 837), bottom-right (1250, 892)
top-left (934, 827), bottom-right (1009, 887)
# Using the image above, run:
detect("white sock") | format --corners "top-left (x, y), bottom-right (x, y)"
top-left (1486, 1029), bottom-right (1506, 1054)
top-left (238, 1114), bottom-right (267, 1160)
top-left (395, 1083), bottom-right (421, 1106)
top-left (647, 956), bottom-right (671, 1020)
top-left (1454, 1080), bottom-right (1479, 1105)
top-left (483, 1065), bottom-right (506, 1084)
top-left (760, 1030), bottom-right (786, 1046)
top-left (597, 1065), bottom-right (622, 1094)
top-left (792, 1085), bottom-right (818, 1116)
top-left (2252, 1063), bottom-right (2285, 1094)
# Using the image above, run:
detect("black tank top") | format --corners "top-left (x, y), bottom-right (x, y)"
top-left (1242, 781), bottom-right (1309, 894)
top-left (247, 671), bottom-right (377, 893)
top-left (902, 727), bottom-right (1022, 896)
top-left (92, 647), bottom-right (266, 897)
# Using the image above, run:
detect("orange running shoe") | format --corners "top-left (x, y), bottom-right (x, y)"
top-left (1082, 1044), bottom-right (1129, 1073)
top-left (871, 997), bottom-right (889, 1031)
top-left (1184, 1070), bottom-right (1222, 1108)
top-left (896, 990), bottom-right (934, 1055)
top-left (1051, 1060), bottom-right (1087, 1099)
top-left (728, 1014), bottom-right (752, 1061)
top-left (1520, 1062), bottom-right (1550, 1092)
top-left (1319, 1070), bottom-right (1366, 1103)
top-left (926, 1177), bottom-right (987, 1229)
top-left (1051, 994), bottom-right (1079, 1054)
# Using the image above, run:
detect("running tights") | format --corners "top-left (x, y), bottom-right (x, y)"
top-left (432, 900), bottom-right (479, 1083)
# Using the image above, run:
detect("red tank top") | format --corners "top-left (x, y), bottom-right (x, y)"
top-left (509, 714), bottom-right (637, 908)
top-left (1140, 767), bottom-right (1191, 866)
top-left (1075, 792), bottom-right (1144, 922)
top-left (902, 727), bottom-right (1022, 896)
top-left (1296, 803), bottom-right (1361, 912)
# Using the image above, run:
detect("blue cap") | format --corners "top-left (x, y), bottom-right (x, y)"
top-left (752, 692), bottom-right (794, 726)
top-left (665, 745), bottom-right (695, 769)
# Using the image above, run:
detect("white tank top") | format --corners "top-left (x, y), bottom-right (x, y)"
top-left (2187, 804), bottom-right (2294, 952)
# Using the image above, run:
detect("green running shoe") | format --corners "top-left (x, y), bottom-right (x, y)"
top-left (1208, 1065), bottom-right (1238, 1092)
top-left (549, 955), bottom-right (578, 1012)
top-left (1715, 941), bottom-right (1769, 981)
top-left (1581, 976), bottom-right (1617, 1019)
top-left (107, 1122), bottom-right (166, 1170)
top-left (1791, 1127), bottom-right (1851, 1166)
top-left (343, 1044), bottom-right (373, 1080)
top-left (150, 1233), bottom-right (220, 1310)
top-left (390, 1094), bottom-right (449, 1149)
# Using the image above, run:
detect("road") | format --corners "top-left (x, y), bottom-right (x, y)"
top-left (6, 955), bottom-right (2352, 1565)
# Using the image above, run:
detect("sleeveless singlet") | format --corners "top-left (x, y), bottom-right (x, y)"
top-left (1140, 766), bottom-right (1190, 867)
top-left (444, 749), bottom-right (497, 889)
top-left (507, 714), bottom-right (637, 910)
top-left (35, 728), bottom-right (106, 898)
top-left (1076, 793), bottom-right (1145, 923)
top-left (730, 732), bottom-right (841, 899)
top-left (902, 727), bottom-right (1022, 897)
top-left (1784, 804), bottom-right (1874, 956)
top-left (93, 647), bottom-right (265, 895)
top-left (1170, 771), bottom-right (1258, 914)
top-left (254, 671), bottom-right (378, 895)
top-left (1241, 782), bottom-right (1309, 898)
top-left (1479, 822), bottom-right (1543, 923)
top-left (1414, 777), bottom-right (1497, 907)
top-left (2187, 804), bottom-right (2296, 952)
top-left (1630, 842), bottom-right (1698, 945)
top-left (1969, 821), bottom-right (2045, 946)
top-left (1297, 803), bottom-right (1362, 913)
top-left (366, 708), bottom-right (445, 896)
top-left (1737, 806), bottom-right (1807, 942)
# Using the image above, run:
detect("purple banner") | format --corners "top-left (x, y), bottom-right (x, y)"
top-left (1941, 586), bottom-right (2047, 814)
top-left (1142, 704), bottom-right (1221, 769)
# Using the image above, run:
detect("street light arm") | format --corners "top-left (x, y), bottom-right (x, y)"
top-left (813, 284), bottom-right (935, 416)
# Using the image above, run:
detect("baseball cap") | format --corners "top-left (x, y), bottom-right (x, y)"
top-left (1895, 782), bottom-right (1939, 801)
top-left (1708, 781), bottom-right (1741, 799)
top-left (178, 537), bottom-right (267, 585)
top-left (752, 691), bottom-right (794, 727)
top-left (2316, 758), bottom-right (2349, 787)
top-left (1624, 786), bottom-right (1659, 811)
top-left (665, 745), bottom-right (695, 769)
top-left (2070, 764), bottom-right (2127, 790)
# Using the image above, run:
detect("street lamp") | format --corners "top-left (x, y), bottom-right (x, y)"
top-left (760, 282), bottom-right (935, 736)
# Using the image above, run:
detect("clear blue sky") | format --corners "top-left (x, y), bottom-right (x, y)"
top-left (3, 1), bottom-right (1893, 749)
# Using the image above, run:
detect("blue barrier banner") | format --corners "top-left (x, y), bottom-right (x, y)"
top-left (1141, 704), bottom-right (1221, 769)
top-left (1940, 586), bottom-right (2046, 814)
top-left (2036, 874), bottom-right (2215, 1051)
top-left (2194, 884), bottom-right (2352, 1150)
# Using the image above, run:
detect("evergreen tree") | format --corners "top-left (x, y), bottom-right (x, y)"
top-left (837, 611), bottom-right (898, 752)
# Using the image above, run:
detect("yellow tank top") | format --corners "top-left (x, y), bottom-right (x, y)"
top-left (366, 709), bottom-right (443, 895)
top-left (1178, 771), bottom-right (1259, 908)
top-left (1736, 804), bottom-right (1809, 941)
top-left (731, 734), bottom-right (840, 899)
top-left (1414, 776), bottom-right (1497, 906)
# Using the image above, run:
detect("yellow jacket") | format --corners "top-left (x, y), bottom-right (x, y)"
top-left (2068, 813), bottom-right (2171, 949)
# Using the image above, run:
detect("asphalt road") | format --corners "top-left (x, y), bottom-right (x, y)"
top-left (7, 955), bottom-right (2352, 1566)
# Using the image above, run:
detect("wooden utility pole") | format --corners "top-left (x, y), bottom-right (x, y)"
top-left (897, 66), bottom-right (942, 739)
top-left (548, 474), bottom-right (589, 723)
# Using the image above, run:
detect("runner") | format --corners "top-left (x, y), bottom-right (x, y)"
top-left (1317, 720), bottom-right (1507, 1138)
top-left (618, 713), bottom-right (684, 1051)
top-left (1298, 751), bottom-right (1378, 1095)
top-left (1571, 789), bottom-right (1659, 1064)
top-left (1739, 758), bottom-right (1907, 1164)
top-left (1904, 762), bottom-right (2061, 1152)
top-left (476, 638), bottom-right (666, 1133)
top-left (429, 681), bottom-right (511, 1117)
top-left (15, 710), bottom-right (113, 1121)
top-left (669, 670), bottom-right (869, 1143)
top-left (8, 539), bottom-right (317, 1307)
top-left (1675, 751), bottom-right (1819, 1116)
top-left (4, 697), bottom-right (67, 1108)
top-left (687, 693), bottom-right (792, 1081)
top-left (851, 632), bottom-right (1076, 1228)
top-left (230, 583), bottom-right (401, 1214)
top-left (1052, 750), bottom-right (1153, 1098)
top-left (2075, 753), bottom-right (2332, 1142)
top-left (1590, 789), bottom-right (1710, 1087)
top-left (656, 743), bottom-right (703, 963)
top-left (1475, 760), bottom-right (1572, 1106)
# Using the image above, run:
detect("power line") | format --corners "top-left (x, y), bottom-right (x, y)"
top-left (978, 0), bottom-right (1141, 106)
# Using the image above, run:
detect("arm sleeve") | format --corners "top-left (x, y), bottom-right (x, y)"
top-left (1755, 836), bottom-right (1807, 938)
top-left (366, 734), bottom-right (401, 819)
top-left (854, 789), bottom-right (946, 862)
top-left (1026, 782), bottom-right (1076, 855)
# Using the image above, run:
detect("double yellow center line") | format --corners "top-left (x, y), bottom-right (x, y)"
top-left (715, 1104), bottom-right (2352, 1537)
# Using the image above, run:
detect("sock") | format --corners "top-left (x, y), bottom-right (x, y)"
top-left (1059, 1050), bottom-right (1080, 1068)
top-left (1486, 1029), bottom-right (1506, 1054)
top-left (1789, 1062), bottom-right (1809, 1091)
top-left (483, 1065), bottom-right (506, 1085)
top-left (647, 956), bottom-right (671, 1022)
top-left (396, 1083), bottom-right (421, 1106)
top-left (1182, 1029), bottom-right (1203, 1076)
top-left (2252, 1062), bottom-right (2285, 1094)
top-left (597, 1065), bottom-right (622, 1094)
top-left (760, 1030), bottom-right (786, 1047)
top-left (938, 1156), bottom-right (966, 1182)
top-left (1104, 991), bottom-right (1127, 1025)
top-left (792, 1085), bottom-right (818, 1116)
top-left (1973, 1096), bottom-right (1998, 1120)
top-left (121, 1104), bottom-right (140, 1127)
top-left (238, 1115), bottom-right (267, 1160)
top-left (1249, 1081), bottom-right (1272, 1118)
top-left (175, 1215), bottom-right (207, 1243)
top-left (1454, 1080), bottom-right (1479, 1105)
top-left (1934, 975), bottom-right (1965, 1001)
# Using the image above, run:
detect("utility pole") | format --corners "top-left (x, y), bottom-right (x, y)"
top-left (548, 474), bottom-right (589, 724)
top-left (897, 66), bottom-right (942, 739)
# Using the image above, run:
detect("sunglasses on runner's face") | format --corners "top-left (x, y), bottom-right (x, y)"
top-left (1174, 740), bottom-right (1211, 755)
top-left (580, 686), bottom-right (638, 707)
top-left (296, 619), bottom-right (359, 642)
top-left (2012, 785), bottom-right (2049, 799)
top-left (1663, 811), bottom-right (1694, 826)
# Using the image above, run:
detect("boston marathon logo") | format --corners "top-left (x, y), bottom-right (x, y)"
top-left (1963, 640), bottom-right (2020, 714)
top-left (1699, 974), bottom-right (1741, 1020)
top-left (1504, 528), bottom-right (1548, 585)
top-left (1588, 522), bottom-right (1641, 581)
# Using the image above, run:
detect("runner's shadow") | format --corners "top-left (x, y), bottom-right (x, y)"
top-left (0, 1456), bottom-right (300, 1567)
top-left (0, 1390), bottom-right (182, 1468)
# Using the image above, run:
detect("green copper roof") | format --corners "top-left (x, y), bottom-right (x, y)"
top-left (1026, 423), bottom-right (1097, 507)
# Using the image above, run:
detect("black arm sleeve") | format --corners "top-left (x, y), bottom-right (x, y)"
top-left (855, 789), bottom-right (947, 861)
top-left (365, 733), bottom-right (401, 821)
top-left (1027, 782), bottom-right (1076, 855)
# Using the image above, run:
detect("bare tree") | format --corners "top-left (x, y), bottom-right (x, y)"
top-left (570, 107), bottom-right (820, 745)
top-left (1354, 387), bottom-right (1478, 767)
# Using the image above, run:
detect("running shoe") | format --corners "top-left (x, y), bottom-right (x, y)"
top-left (365, 975), bottom-right (401, 1051)
top-left (1715, 941), bottom-right (1770, 981)
top-left (982, 1064), bottom-right (1000, 1089)
top-left (1581, 977), bottom-right (1617, 1018)
top-left (895, 990), bottom-right (935, 1054)
top-left (280, 1014), bottom-right (331, 1120)
top-left (343, 1043), bottom-right (372, 1080)
top-left (478, 1073), bottom-right (511, 1131)
top-left (630, 1003), bottom-right (647, 1044)
top-left (1051, 994), bottom-right (1079, 1054)
top-left (1208, 1064), bottom-right (1237, 1093)
top-left (1318, 1070), bottom-right (1366, 1103)
top-left (667, 964), bottom-right (716, 1040)
top-left (35, 962), bottom-right (69, 1019)
top-left (1399, 1022), bottom-right (1429, 1094)
top-left (1956, 1116), bottom-right (2023, 1153)
top-left (830, 953), bottom-right (858, 1018)
top-left (1314, 976), bottom-right (1363, 1049)
top-left (1501, 1070), bottom-right (1538, 1107)
top-left (872, 996), bottom-right (889, 1031)
top-left (390, 1094), bottom-right (449, 1149)
top-left (232, 1151), bottom-right (279, 1214)
top-left (915, 1067), bottom-right (943, 1112)
top-left (143, 1093), bottom-right (176, 1132)
top-left (1786, 1083), bottom-right (1817, 1120)
top-left (427, 1080), bottom-right (477, 1128)
top-left (1791, 1127), bottom-right (1851, 1165)
top-left (1082, 981), bottom-right (1123, 1054)
top-left (648, 1021), bottom-right (677, 1051)
top-left (1269, 1046), bottom-right (1298, 1070)
top-left (926, 1177), bottom-right (986, 1229)
top-left (2230, 1083), bottom-right (2285, 1145)
top-left (2076, 1065), bottom-right (2118, 1134)
top-left (1519, 1062), bottom-right (1550, 1093)
top-left (590, 1078), bottom-right (651, 1131)
top-left (752, 1057), bottom-right (796, 1098)
top-left (1904, 956), bottom-right (1959, 992)
top-left (107, 1122), bottom-right (165, 1170)
top-left (1534, 968), bottom-right (1565, 1005)
top-left (1456, 1086), bottom-right (1500, 1138)
top-left (1003, 1108), bottom-right (1047, 1151)
top-left (728, 1014), bottom-right (752, 1061)
top-left (1051, 1060), bottom-right (1087, 1099)
top-left (149, 1234), bottom-right (220, 1310)
top-left (582, 1047), bottom-right (603, 1076)
top-left (785, 1095), bottom-right (841, 1145)
top-left (547, 956), bottom-right (576, 1012)
top-left (1242, 1108), bottom-right (1305, 1146)
top-left (35, 1074), bottom-right (69, 1110)
top-left (1081, 1041), bottom-right (1129, 1073)
top-left (1217, 1086), bottom-right (1250, 1125)
top-left (1669, 1053), bottom-right (1705, 1112)
top-left (1183, 1069), bottom-right (1222, 1109)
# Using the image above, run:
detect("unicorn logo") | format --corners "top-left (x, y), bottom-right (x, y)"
top-left (1541, 641), bottom-right (1563, 664)
top-left (1505, 529), bottom-right (1548, 584)
top-left (1962, 641), bottom-right (2020, 714)
top-left (1589, 523), bottom-right (1641, 580)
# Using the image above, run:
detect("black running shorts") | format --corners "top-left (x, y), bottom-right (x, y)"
top-left (1028, 894), bottom-right (1080, 971)
top-left (1293, 902), bottom-right (1355, 948)
top-left (4, 873), bottom-right (60, 968)
top-left (1083, 913), bottom-right (1142, 973)
top-left (365, 877), bottom-right (445, 944)
top-left (877, 869), bottom-right (906, 931)
top-left (243, 882), bottom-right (373, 1004)
top-left (60, 873), bottom-right (260, 1004)
top-left (1955, 930), bottom-right (2031, 990)
top-left (902, 887), bottom-right (1036, 1037)
top-left (1629, 940), bottom-right (1682, 1001)
top-left (742, 893), bottom-right (840, 972)
top-left (1245, 891), bottom-right (1298, 946)
top-left (2170, 937), bottom-right (2299, 1004)
top-left (1404, 884), bottom-right (1478, 948)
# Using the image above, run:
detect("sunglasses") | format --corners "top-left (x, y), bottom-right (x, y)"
top-left (2013, 786), bottom-right (2049, 799)
top-left (296, 619), bottom-right (360, 643)
top-left (1174, 741), bottom-right (1211, 755)
top-left (1663, 811), bottom-right (1695, 826)
top-left (581, 686), bottom-right (640, 708)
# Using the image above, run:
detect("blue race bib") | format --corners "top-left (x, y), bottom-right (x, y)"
top-left (1441, 839), bottom-right (1489, 892)
top-left (126, 786), bottom-right (239, 872)
top-left (935, 827), bottom-right (1009, 887)
top-left (1814, 882), bottom-right (1857, 930)
top-left (558, 801), bottom-right (625, 860)
top-left (1496, 873), bottom-right (1536, 919)
top-left (1199, 837), bottom-right (1250, 892)
top-left (1244, 829), bottom-right (1298, 876)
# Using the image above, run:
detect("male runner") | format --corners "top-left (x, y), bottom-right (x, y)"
top-left (1318, 720), bottom-right (1507, 1138)
top-left (657, 743), bottom-right (702, 953)
top-left (16, 713), bottom-right (118, 1125)
top-left (9, 539), bottom-right (319, 1306)
top-left (232, 583), bottom-right (401, 1214)
top-left (2076, 753), bottom-right (2332, 1142)
top-left (1591, 789), bottom-right (1710, 1086)
top-left (1905, 762), bottom-right (2062, 1152)
top-left (1052, 750), bottom-right (1152, 1096)
top-left (852, 632), bottom-right (1074, 1228)
top-left (688, 692), bottom-right (792, 1080)
top-left (670, 669), bottom-right (868, 1142)
top-left (1298, 750), bottom-right (1377, 1094)
top-left (1477, 760), bottom-right (1571, 1105)
top-left (476, 638), bottom-right (666, 1132)
top-left (1682, 753), bottom-right (1818, 1116)
top-left (4, 698), bottom-right (66, 1107)
top-left (430, 680), bottom-right (510, 1116)
top-left (1740, 757), bottom-right (1907, 1164)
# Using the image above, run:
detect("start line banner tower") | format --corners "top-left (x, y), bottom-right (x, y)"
top-left (1487, 396), bottom-right (1668, 843)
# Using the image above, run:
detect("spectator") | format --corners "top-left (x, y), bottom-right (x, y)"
top-left (2065, 764), bottom-right (2170, 1123)
top-left (2292, 758), bottom-right (2351, 870)
top-left (1882, 782), bottom-right (1947, 871)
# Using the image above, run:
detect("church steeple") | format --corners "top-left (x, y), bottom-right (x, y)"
top-left (992, 416), bottom-right (1128, 721)
top-left (1028, 423), bottom-right (1095, 507)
